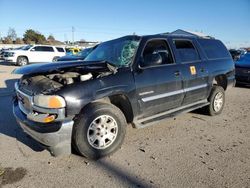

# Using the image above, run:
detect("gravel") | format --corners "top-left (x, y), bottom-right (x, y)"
top-left (0, 63), bottom-right (250, 188)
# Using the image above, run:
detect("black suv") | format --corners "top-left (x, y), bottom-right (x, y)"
top-left (13, 34), bottom-right (235, 159)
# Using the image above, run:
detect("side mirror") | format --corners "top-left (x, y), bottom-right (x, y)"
top-left (141, 53), bottom-right (162, 67)
top-left (30, 48), bottom-right (35, 51)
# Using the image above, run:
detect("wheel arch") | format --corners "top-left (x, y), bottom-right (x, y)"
top-left (80, 94), bottom-right (134, 124)
top-left (17, 55), bottom-right (29, 63)
top-left (212, 74), bottom-right (228, 90)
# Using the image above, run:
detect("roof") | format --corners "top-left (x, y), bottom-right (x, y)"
top-left (170, 29), bottom-right (213, 39)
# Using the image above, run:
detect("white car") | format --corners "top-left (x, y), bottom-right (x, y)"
top-left (3, 45), bottom-right (66, 66)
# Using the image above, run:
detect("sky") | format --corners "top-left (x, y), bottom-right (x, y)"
top-left (0, 0), bottom-right (249, 48)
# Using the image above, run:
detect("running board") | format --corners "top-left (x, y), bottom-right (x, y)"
top-left (133, 100), bottom-right (209, 129)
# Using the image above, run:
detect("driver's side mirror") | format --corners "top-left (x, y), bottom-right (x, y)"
top-left (30, 48), bottom-right (35, 51)
top-left (140, 53), bottom-right (162, 68)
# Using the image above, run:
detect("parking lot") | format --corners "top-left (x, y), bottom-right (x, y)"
top-left (0, 62), bottom-right (250, 188)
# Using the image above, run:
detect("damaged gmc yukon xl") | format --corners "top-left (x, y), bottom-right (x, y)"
top-left (13, 34), bottom-right (235, 159)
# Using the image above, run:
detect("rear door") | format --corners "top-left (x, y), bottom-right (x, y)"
top-left (134, 39), bottom-right (185, 118)
top-left (170, 38), bottom-right (209, 105)
top-left (40, 46), bottom-right (55, 62)
top-left (29, 46), bottom-right (55, 62)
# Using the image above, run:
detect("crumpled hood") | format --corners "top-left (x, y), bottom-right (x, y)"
top-left (12, 61), bottom-right (114, 75)
top-left (57, 55), bottom-right (85, 61)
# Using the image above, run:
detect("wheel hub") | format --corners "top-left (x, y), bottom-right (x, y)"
top-left (213, 92), bottom-right (223, 112)
top-left (87, 115), bottom-right (118, 149)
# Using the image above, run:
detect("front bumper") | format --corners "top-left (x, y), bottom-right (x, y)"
top-left (13, 100), bottom-right (74, 156)
top-left (4, 56), bottom-right (16, 63)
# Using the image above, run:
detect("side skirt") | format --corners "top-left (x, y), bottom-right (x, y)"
top-left (133, 99), bottom-right (209, 129)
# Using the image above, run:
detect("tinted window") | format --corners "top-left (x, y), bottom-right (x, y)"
top-left (33, 46), bottom-right (54, 52)
top-left (174, 40), bottom-right (200, 62)
top-left (56, 47), bottom-right (65, 52)
top-left (198, 39), bottom-right (230, 59)
top-left (142, 40), bottom-right (174, 67)
top-left (41, 46), bottom-right (54, 52)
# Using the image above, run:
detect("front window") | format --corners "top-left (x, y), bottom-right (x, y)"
top-left (21, 45), bottom-right (33, 51)
top-left (85, 36), bottom-right (140, 67)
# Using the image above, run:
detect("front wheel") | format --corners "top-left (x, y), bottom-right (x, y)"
top-left (72, 102), bottom-right (127, 160)
top-left (17, 56), bottom-right (28, 66)
top-left (206, 86), bottom-right (225, 116)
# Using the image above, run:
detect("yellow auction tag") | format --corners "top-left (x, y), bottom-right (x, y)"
top-left (190, 66), bottom-right (196, 75)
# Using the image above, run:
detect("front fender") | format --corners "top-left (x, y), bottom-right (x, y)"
top-left (57, 70), bottom-right (136, 116)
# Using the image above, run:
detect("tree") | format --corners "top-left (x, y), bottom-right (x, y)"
top-left (23, 29), bottom-right (46, 44)
top-left (47, 34), bottom-right (55, 41)
top-left (7, 27), bottom-right (17, 41)
top-left (15, 38), bottom-right (24, 44)
top-left (2, 37), bottom-right (13, 44)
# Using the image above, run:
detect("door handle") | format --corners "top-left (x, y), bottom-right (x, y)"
top-left (200, 68), bottom-right (205, 73)
top-left (174, 71), bottom-right (180, 77)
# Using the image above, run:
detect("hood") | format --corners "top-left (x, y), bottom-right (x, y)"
top-left (57, 55), bottom-right (85, 62)
top-left (13, 61), bottom-right (116, 75)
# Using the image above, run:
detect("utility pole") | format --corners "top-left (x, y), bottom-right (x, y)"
top-left (72, 26), bottom-right (75, 45)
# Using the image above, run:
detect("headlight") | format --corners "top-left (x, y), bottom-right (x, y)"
top-left (8, 52), bottom-right (15, 57)
top-left (33, 95), bottom-right (66, 109)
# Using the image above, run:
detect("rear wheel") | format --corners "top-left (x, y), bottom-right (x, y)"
top-left (17, 56), bottom-right (28, 66)
top-left (205, 86), bottom-right (225, 116)
top-left (73, 102), bottom-right (127, 160)
top-left (52, 56), bottom-right (59, 62)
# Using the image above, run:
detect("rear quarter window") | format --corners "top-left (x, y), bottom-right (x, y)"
top-left (56, 47), bottom-right (65, 52)
top-left (198, 39), bottom-right (230, 59)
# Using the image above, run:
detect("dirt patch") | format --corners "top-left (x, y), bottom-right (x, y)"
top-left (0, 167), bottom-right (27, 186)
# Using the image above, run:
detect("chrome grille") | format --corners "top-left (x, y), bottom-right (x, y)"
top-left (15, 83), bottom-right (33, 115)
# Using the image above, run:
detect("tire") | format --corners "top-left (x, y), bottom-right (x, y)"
top-left (72, 102), bottom-right (127, 160)
top-left (52, 56), bottom-right (59, 62)
top-left (205, 86), bottom-right (225, 116)
top-left (17, 56), bottom-right (28, 66)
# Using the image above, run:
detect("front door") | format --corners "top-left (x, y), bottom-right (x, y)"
top-left (134, 39), bottom-right (185, 118)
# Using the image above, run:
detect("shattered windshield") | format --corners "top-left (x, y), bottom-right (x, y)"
top-left (84, 36), bottom-right (140, 67)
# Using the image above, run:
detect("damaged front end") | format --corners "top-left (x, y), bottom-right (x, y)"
top-left (15, 61), bottom-right (116, 121)
top-left (13, 61), bottom-right (116, 155)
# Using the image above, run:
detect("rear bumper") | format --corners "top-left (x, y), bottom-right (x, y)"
top-left (13, 101), bottom-right (74, 156)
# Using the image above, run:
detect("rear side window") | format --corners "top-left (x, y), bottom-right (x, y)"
top-left (198, 39), bottom-right (230, 59)
top-left (56, 47), bottom-right (65, 52)
top-left (41, 46), bottom-right (54, 52)
top-left (173, 40), bottom-right (200, 62)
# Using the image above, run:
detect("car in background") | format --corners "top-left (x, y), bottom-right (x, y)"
top-left (56, 47), bottom-right (95, 62)
top-left (229, 49), bottom-right (241, 61)
top-left (0, 49), bottom-right (5, 60)
top-left (0, 48), bottom-right (13, 60)
top-left (235, 52), bottom-right (250, 86)
top-left (3, 45), bottom-right (66, 66)
top-left (66, 47), bottom-right (81, 55)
